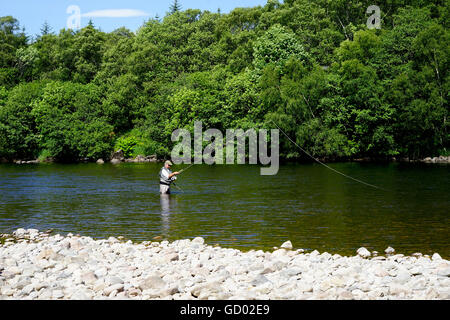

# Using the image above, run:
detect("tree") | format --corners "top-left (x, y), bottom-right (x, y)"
top-left (32, 81), bottom-right (114, 161)
top-left (253, 24), bottom-right (311, 73)
top-left (72, 24), bottom-right (106, 83)
top-left (0, 16), bottom-right (27, 87)
top-left (0, 81), bottom-right (47, 160)
top-left (169, 0), bottom-right (182, 14)
top-left (0, 0), bottom-right (448, 163)
top-left (40, 21), bottom-right (53, 36)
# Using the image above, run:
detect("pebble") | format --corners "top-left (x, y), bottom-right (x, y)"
top-left (280, 241), bottom-right (293, 250)
top-left (432, 253), bottom-right (442, 261)
top-left (0, 228), bottom-right (448, 300)
top-left (357, 247), bottom-right (371, 258)
top-left (385, 247), bottom-right (395, 255)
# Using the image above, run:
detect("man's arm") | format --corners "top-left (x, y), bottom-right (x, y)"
top-left (169, 171), bottom-right (180, 178)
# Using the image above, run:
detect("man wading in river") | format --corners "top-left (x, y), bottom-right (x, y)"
top-left (159, 160), bottom-right (180, 194)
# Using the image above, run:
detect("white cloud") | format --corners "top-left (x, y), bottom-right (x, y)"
top-left (81, 9), bottom-right (149, 18)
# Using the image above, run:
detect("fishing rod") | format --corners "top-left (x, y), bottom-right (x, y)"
top-left (270, 120), bottom-right (387, 191)
top-left (178, 163), bottom-right (196, 174)
top-left (169, 163), bottom-right (195, 193)
top-left (171, 181), bottom-right (184, 193)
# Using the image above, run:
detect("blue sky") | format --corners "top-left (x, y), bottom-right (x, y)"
top-left (1, 0), bottom-right (269, 37)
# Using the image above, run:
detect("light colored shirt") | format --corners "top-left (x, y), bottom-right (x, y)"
top-left (160, 167), bottom-right (175, 185)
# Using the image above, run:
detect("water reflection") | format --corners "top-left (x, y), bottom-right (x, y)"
top-left (160, 194), bottom-right (178, 238)
top-left (0, 163), bottom-right (448, 258)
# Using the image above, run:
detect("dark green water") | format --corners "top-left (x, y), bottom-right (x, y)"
top-left (0, 162), bottom-right (448, 258)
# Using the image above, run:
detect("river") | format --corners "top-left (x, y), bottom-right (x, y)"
top-left (0, 162), bottom-right (448, 258)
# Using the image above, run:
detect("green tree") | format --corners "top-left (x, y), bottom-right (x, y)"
top-left (253, 24), bottom-right (311, 72)
top-left (169, 0), bottom-right (182, 14)
top-left (32, 81), bottom-right (114, 161)
top-left (0, 16), bottom-right (27, 87)
top-left (0, 81), bottom-right (47, 159)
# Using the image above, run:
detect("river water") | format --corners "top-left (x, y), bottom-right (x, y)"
top-left (0, 162), bottom-right (448, 258)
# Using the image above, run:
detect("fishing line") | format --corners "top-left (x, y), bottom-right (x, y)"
top-left (270, 120), bottom-right (387, 191)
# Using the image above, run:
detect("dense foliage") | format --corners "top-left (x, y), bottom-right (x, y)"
top-left (0, 0), bottom-right (448, 162)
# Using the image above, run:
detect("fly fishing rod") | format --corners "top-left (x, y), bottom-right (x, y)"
top-left (169, 163), bottom-right (196, 193)
top-left (178, 163), bottom-right (196, 174)
top-left (171, 181), bottom-right (184, 193)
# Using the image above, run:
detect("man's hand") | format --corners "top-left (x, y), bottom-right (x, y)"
top-left (169, 171), bottom-right (180, 178)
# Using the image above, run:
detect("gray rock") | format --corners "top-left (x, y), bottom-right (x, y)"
top-left (279, 268), bottom-right (302, 279)
top-left (111, 150), bottom-right (124, 161)
top-left (251, 274), bottom-right (270, 287)
top-left (385, 247), bottom-right (395, 255)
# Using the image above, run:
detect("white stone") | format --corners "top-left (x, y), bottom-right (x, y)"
top-left (104, 283), bottom-right (124, 296)
top-left (280, 241), bottom-right (293, 250)
top-left (357, 247), bottom-right (371, 258)
top-left (432, 253), bottom-right (442, 261)
top-left (437, 267), bottom-right (450, 277)
top-left (395, 270), bottom-right (411, 285)
top-left (192, 237), bottom-right (205, 245)
top-left (52, 290), bottom-right (64, 299)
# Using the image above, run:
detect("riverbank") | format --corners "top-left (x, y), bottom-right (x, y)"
top-left (4, 154), bottom-right (450, 165)
top-left (1, 229), bottom-right (448, 300)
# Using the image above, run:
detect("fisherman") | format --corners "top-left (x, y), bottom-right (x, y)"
top-left (159, 160), bottom-right (180, 194)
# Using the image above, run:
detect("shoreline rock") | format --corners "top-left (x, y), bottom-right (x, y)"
top-left (0, 229), bottom-right (448, 300)
top-left (419, 156), bottom-right (450, 164)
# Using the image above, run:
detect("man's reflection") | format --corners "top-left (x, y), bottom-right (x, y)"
top-left (160, 194), bottom-right (177, 238)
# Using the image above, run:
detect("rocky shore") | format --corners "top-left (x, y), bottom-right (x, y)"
top-left (5, 153), bottom-right (450, 166)
top-left (105, 149), bottom-right (158, 165)
top-left (8, 150), bottom-right (159, 165)
top-left (419, 156), bottom-right (450, 163)
top-left (0, 229), bottom-right (449, 300)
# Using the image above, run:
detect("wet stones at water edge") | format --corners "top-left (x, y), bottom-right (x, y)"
top-left (420, 156), bottom-right (450, 163)
top-left (13, 159), bottom-right (40, 164)
top-left (392, 155), bottom-right (450, 163)
top-left (0, 229), bottom-right (449, 300)
top-left (108, 149), bottom-right (158, 164)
